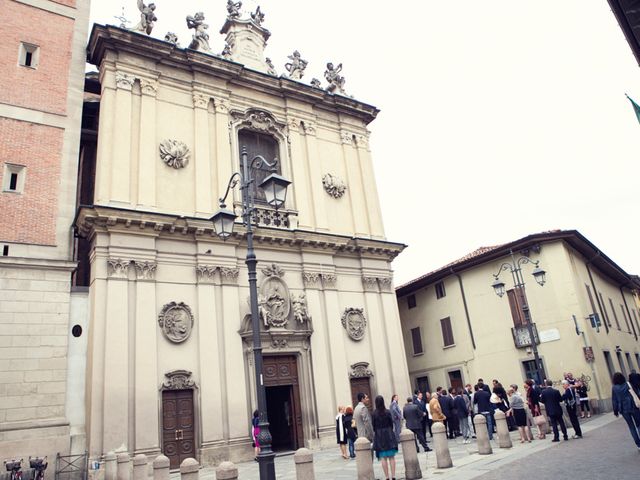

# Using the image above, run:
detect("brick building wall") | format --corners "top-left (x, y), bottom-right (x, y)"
top-left (0, 0), bottom-right (91, 459)
top-left (0, 0), bottom-right (74, 115)
top-left (0, 118), bottom-right (61, 246)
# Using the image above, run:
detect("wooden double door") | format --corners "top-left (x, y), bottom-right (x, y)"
top-left (162, 389), bottom-right (195, 469)
top-left (263, 355), bottom-right (304, 451)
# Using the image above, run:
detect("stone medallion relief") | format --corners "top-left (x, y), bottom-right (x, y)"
top-left (258, 264), bottom-right (291, 328)
top-left (158, 301), bottom-right (194, 343)
top-left (253, 264), bottom-right (312, 330)
top-left (159, 139), bottom-right (191, 169)
top-left (341, 307), bottom-right (367, 341)
top-left (322, 173), bottom-right (346, 198)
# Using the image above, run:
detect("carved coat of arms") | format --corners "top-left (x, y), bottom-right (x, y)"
top-left (158, 302), bottom-right (194, 343)
top-left (258, 264), bottom-right (291, 328)
top-left (341, 307), bottom-right (367, 341)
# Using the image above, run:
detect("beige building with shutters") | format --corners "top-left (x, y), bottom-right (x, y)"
top-left (396, 230), bottom-right (640, 411)
top-left (73, 10), bottom-right (410, 468)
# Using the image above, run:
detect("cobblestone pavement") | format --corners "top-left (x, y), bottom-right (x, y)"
top-left (196, 414), bottom-right (622, 480)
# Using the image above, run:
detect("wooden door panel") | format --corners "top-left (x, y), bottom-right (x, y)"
top-left (162, 390), bottom-right (195, 469)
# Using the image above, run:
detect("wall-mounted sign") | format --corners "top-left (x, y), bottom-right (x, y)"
top-left (538, 328), bottom-right (561, 343)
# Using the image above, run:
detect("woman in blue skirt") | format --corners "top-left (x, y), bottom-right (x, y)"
top-left (372, 395), bottom-right (398, 480)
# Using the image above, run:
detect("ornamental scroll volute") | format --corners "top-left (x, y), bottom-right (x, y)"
top-left (158, 301), bottom-right (194, 343)
top-left (258, 264), bottom-right (291, 328)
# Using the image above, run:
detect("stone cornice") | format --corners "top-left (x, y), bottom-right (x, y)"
top-left (75, 206), bottom-right (405, 260)
top-left (0, 257), bottom-right (77, 272)
top-left (87, 24), bottom-right (379, 125)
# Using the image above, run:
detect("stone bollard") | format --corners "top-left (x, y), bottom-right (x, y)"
top-left (539, 404), bottom-right (551, 434)
top-left (399, 428), bottom-right (422, 479)
top-left (294, 448), bottom-right (315, 480)
top-left (473, 415), bottom-right (493, 455)
top-left (116, 453), bottom-right (131, 480)
top-left (355, 437), bottom-right (374, 480)
top-left (431, 422), bottom-right (452, 469)
top-left (152, 456), bottom-right (170, 480)
top-left (494, 411), bottom-right (512, 449)
top-left (132, 455), bottom-right (147, 480)
top-left (105, 452), bottom-right (117, 480)
top-left (180, 458), bottom-right (199, 480)
top-left (215, 461), bottom-right (238, 480)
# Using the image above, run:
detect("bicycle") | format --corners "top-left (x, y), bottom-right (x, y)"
top-left (4, 459), bottom-right (23, 480)
top-left (29, 457), bottom-right (47, 480)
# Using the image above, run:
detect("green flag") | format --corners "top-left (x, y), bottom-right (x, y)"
top-left (626, 94), bottom-right (640, 124)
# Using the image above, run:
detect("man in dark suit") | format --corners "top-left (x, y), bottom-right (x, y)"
top-left (404, 397), bottom-right (431, 452)
top-left (540, 379), bottom-right (568, 441)
top-left (562, 380), bottom-right (582, 438)
top-left (413, 390), bottom-right (428, 439)
top-left (473, 385), bottom-right (494, 440)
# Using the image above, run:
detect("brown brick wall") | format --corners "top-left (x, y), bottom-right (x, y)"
top-left (0, 118), bottom-right (61, 246)
top-left (0, 0), bottom-right (74, 115)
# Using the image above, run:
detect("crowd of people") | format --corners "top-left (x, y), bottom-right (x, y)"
top-left (330, 371), bottom-right (640, 479)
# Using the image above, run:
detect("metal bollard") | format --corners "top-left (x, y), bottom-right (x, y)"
top-left (355, 437), bottom-right (374, 480)
top-left (294, 448), bottom-right (315, 480)
top-left (215, 461), bottom-right (238, 480)
top-left (105, 452), bottom-right (117, 480)
top-left (180, 459), bottom-right (199, 480)
top-left (494, 411), bottom-right (512, 448)
top-left (152, 456), bottom-right (170, 480)
top-left (132, 455), bottom-right (147, 480)
top-left (473, 415), bottom-right (493, 455)
top-left (399, 428), bottom-right (422, 479)
top-left (116, 453), bottom-right (131, 480)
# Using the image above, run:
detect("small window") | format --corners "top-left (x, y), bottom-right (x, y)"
top-left (416, 376), bottom-right (430, 395)
top-left (238, 129), bottom-right (279, 205)
top-left (598, 292), bottom-right (611, 326)
top-left (411, 327), bottom-right (423, 355)
top-left (635, 353), bottom-right (640, 371)
top-left (609, 298), bottom-right (621, 330)
top-left (603, 351), bottom-right (615, 379)
top-left (435, 281), bottom-right (446, 299)
top-left (19, 42), bottom-right (39, 68)
top-left (2, 164), bottom-right (26, 193)
top-left (407, 294), bottom-right (416, 309)
top-left (620, 305), bottom-right (632, 333)
top-left (440, 316), bottom-right (454, 347)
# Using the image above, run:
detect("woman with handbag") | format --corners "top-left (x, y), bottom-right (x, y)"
top-left (524, 380), bottom-right (545, 439)
top-left (612, 372), bottom-right (640, 449)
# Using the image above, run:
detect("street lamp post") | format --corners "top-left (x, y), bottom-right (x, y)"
top-left (491, 250), bottom-right (547, 385)
top-left (211, 147), bottom-right (291, 480)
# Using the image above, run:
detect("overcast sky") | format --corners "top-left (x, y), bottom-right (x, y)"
top-left (89, 1), bottom-right (640, 285)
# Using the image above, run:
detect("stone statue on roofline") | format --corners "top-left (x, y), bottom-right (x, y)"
top-left (164, 32), bottom-right (179, 46)
top-left (325, 62), bottom-right (346, 94)
top-left (132, 0), bottom-right (157, 35)
top-left (186, 12), bottom-right (212, 52)
top-left (227, 0), bottom-right (242, 19)
top-left (250, 6), bottom-right (265, 26)
top-left (266, 58), bottom-right (277, 76)
top-left (221, 43), bottom-right (232, 60)
top-left (285, 50), bottom-right (308, 80)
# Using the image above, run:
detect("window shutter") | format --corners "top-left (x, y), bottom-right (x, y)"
top-left (238, 129), bottom-right (279, 203)
top-left (411, 327), bottom-right (423, 354)
top-left (507, 289), bottom-right (523, 327)
top-left (441, 317), bottom-right (454, 346)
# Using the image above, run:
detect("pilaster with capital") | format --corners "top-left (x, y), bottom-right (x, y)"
top-left (362, 276), bottom-right (379, 292)
top-left (112, 72), bottom-right (134, 202)
top-left (341, 127), bottom-right (370, 237)
top-left (134, 261), bottom-right (157, 280)
top-left (196, 265), bottom-right (219, 284)
top-left (107, 258), bottom-right (131, 279)
top-left (219, 267), bottom-right (240, 285)
top-left (192, 92), bottom-right (213, 215)
top-left (138, 78), bottom-right (158, 207)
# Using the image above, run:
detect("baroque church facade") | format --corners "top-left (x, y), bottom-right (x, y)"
top-left (75, 7), bottom-right (410, 468)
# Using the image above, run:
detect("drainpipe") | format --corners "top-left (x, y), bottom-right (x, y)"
top-left (621, 286), bottom-right (638, 340)
top-left (451, 268), bottom-right (476, 350)
top-left (586, 251), bottom-right (609, 334)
